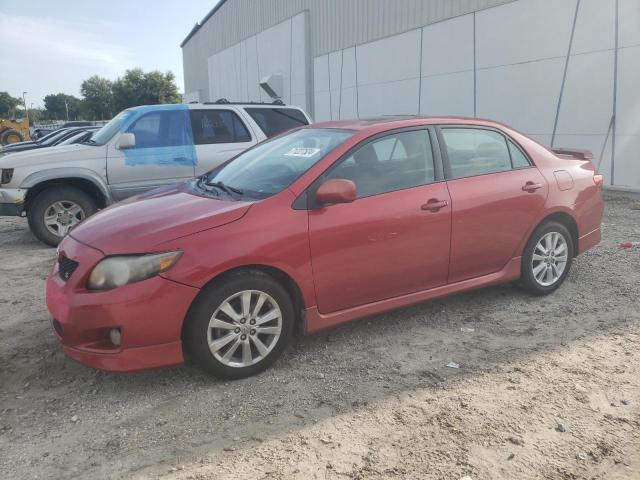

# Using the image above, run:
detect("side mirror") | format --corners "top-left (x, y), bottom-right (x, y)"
top-left (315, 178), bottom-right (357, 206)
top-left (115, 132), bottom-right (135, 150)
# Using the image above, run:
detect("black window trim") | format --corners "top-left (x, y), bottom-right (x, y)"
top-left (436, 124), bottom-right (533, 181)
top-left (294, 125), bottom-right (445, 210)
top-left (189, 108), bottom-right (254, 145)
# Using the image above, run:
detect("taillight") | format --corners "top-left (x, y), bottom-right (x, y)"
top-left (593, 174), bottom-right (603, 188)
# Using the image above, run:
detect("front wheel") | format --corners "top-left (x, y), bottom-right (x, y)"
top-left (519, 221), bottom-right (574, 295)
top-left (184, 271), bottom-right (294, 379)
top-left (27, 187), bottom-right (97, 246)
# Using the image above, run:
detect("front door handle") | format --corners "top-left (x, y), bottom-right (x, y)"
top-left (421, 199), bottom-right (449, 212)
top-left (522, 181), bottom-right (543, 192)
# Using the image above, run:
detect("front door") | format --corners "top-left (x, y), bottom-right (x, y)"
top-left (107, 107), bottom-right (196, 200)
top-left (308, 129), bottom-right (452, 314)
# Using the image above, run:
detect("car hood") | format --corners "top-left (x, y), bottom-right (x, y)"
top-left (70, 183), bottom-right (253, 254)
top-left (0, 143), bottom-right (103, 168)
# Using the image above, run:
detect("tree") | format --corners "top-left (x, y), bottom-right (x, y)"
top-left (81, 75), bottom-right (113, 120)
top-left (43, 93), bottom-right (83, 120)
top-left (0, 92), bottom-right (22, 118)
top-left (112, 69), bottom-right (181, 112)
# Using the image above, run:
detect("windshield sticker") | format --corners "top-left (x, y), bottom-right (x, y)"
top-left (284, 147), bottom-right (321, 158)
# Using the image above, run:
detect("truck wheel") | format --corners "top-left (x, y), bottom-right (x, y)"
top-left (27, 187), bottom-right (97, 246)
top-left (1, 129), bottom-right (24, 145)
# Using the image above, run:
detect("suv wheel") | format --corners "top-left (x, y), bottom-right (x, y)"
top-left (520, 221), bottom-right (574, 295)
top-left (27, 187), bottom-right (97, 246)
top-left (184, 270), bottom-right (294, 379)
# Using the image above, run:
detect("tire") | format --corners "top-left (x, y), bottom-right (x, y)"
top-left (184, 270), bottom-right (295, 379)
top-left (27, 187), bottom-right (97, 247)
top-left (519, 221), bottom-right (574, 296)
top-left (1, 129), bottom-right (24, 145)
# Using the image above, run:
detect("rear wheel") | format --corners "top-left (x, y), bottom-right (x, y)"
top-left (184, 271), bottom-right (294, 379)
top-left (1, 129), bottom-right (24, 145)
top-left (27, 187), bottom-right (97, 246)
top-left (520, 221), bottom-right (573, 295)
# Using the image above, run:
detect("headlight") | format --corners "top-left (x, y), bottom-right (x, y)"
top-left (1, 168), bottom-right (14, 184)
top-left (87, 251), bottom-right (183, 290)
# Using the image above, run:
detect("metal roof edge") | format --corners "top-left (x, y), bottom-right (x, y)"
top-left (180, 0), bottom-right (228, 48)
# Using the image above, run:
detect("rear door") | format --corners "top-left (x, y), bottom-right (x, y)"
top-left (308, 128), bottom-right (451, 313)
top-left (189, 108), bottom-right (256, 176)
top-left (106, 108), bottom-right (196, 200)
top-left (438, 126), bottom-right (547, 283)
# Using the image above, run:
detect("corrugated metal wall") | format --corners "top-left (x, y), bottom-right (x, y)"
top-left (182, 0), bottom-right (517, 98)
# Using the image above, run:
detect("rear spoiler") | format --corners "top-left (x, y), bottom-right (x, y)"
top-left (550, 148), bottom-right (594, 160)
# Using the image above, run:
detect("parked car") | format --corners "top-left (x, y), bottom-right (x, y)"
top-left (46, 116), bottom-right (604, 378)
top-left (56, 129), bottom-right (97, 146)
top-left (0, 102), bottom-right (311, 245)
top-left (0, 127), bottom-right (97, 155)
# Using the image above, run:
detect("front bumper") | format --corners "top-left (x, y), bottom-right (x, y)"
top-left (0, 187), bottom-right (26, 216)
top-left (46, 235), bottom-right (200, 372)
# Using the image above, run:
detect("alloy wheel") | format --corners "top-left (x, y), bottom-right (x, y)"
top-left (207, 290), bottom-right (282, 368)
top-left (531, 231), bottom-right (569, 287)
top-left (43, 201), bottom-right (85, 237)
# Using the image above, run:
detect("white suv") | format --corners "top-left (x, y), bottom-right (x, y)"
top-left (0, 101), bottom-right (312, 246)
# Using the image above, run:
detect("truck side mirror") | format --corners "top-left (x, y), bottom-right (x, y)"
top-left (115, 133), bottom-right (136, 150)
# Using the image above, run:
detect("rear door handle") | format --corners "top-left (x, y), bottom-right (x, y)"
top-left (421, 199), bottom-right (449, 212)
top-left (522, 182), bottom-right (543, 192)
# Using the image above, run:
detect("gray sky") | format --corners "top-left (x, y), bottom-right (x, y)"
top-left (0, 0), bottom-right (219, 107)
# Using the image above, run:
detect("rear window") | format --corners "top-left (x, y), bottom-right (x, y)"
top-left (245, 108), bottom-right (309, 138)
top-left (190, 110), bottom-right (251, 145)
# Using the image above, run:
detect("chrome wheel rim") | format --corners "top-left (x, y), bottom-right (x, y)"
top-left (531, 231), bottom-right (568, 287)
top-left (207, 290), bottom-right (282, 368)
top-left (43, 201), bottom-right (85, 237)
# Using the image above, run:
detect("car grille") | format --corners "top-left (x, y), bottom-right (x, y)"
top-left (58, 256), bottom-right (79, 281)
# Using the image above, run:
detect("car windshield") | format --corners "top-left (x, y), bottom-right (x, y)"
top-left (199, 128), bottom-right (355, 200)
top-left (89, 110), bottom-right (129, 146)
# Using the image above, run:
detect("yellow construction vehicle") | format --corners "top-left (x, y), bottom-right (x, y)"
top-left (0, 115), bottom-right (30, 146)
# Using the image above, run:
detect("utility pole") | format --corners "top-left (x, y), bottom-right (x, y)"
top-left (22, 91), bottom-right (28, 126)
top-left (64, 100), bottom-right (69, 121)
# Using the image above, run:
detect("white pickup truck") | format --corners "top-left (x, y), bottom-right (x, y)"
top-left (0, 101), bottom-right (311, 246)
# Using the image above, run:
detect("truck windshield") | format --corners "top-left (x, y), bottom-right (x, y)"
top-left (199, 128), bottom-right (355, 200)
top-left (89, 111), bottom-right (130, 146)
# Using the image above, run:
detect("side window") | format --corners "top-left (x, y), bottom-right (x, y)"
top-left (190, 110), bottom-right (251, 145)
top-left (326, 130), bottom-right (435, 198)
top-left (508, 139), bottom-right (531, 168)
top-left (128, 110), bottom-right (191, 148)
top-left (441, 128), bottom-right (511, 179)
top-left (245, 108), bottom-right (309, 138)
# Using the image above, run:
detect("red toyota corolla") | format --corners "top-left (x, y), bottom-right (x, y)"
top-left (46, 117), bottom-right (604, 378)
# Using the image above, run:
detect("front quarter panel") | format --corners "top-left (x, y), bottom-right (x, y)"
top-left (158, 189), bottom-right (316, 309)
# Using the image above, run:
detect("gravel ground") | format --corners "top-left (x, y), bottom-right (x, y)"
top-left (1, 191), bottom-right (639, 480)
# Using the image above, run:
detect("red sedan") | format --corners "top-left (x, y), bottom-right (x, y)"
top-left (46, 117), bottom-right (604, 378)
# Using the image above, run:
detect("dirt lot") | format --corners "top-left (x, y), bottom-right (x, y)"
top-left (1, 191), bottom-right (639, 480)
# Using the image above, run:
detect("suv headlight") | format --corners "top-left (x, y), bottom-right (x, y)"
top-left (87, 251), bottom-right (183, 290)
top-left (1, 168), bottom-right (14, 185)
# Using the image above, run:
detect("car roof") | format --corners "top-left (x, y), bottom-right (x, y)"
top-left (309, 116), bottom-right (515, 132)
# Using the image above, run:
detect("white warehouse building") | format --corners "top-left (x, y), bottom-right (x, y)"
top-left (181, 0), bottom-right (640, 190)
